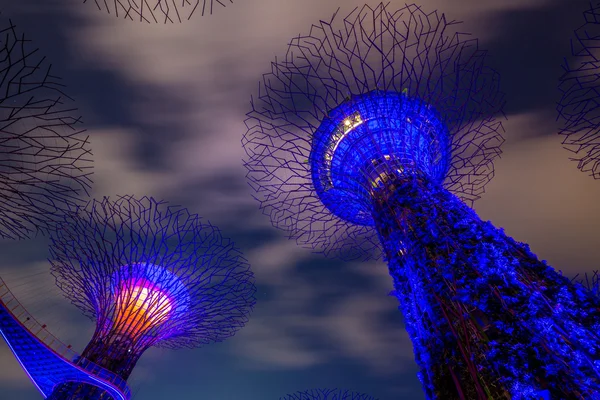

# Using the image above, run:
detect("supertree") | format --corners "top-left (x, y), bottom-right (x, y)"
top-left (557, 2), bottom-right (600, 178)
top-left (281, 388), bottom-right (377, 400)
top-left (0, 16), bottom-right (92, 240)
top-left (243, 3), bottom-right (600, 399)
top-left (574, 270), bottom-right (600, 298)
top-left (82, 0), bottom-right (232, 24)
top-left (46, 195), bottom-right (256, 399)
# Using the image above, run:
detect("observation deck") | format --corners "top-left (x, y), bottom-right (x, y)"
top-left (0, 277), bottom-right (131, 400)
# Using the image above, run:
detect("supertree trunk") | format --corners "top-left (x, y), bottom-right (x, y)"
top-left (372, 177), bottom-right (600, 399)
top-left (47, 332), bottom-right (141, 400)
top-left (78, 330), bottom-right (147, 381)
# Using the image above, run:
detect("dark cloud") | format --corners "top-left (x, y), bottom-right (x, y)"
top-left (477, 0), bottom-right (588, 122)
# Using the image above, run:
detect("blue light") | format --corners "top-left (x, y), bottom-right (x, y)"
top-left (311, 91), bottom-right (450, 226)
top-left (0, 298), bottom-right (130, 400)
top-left (0, 328), bottom-right (47, 398)
top-left (243, 2), bottom-right (600, 398)
top-left (376, 179), bottom-right (600, 398)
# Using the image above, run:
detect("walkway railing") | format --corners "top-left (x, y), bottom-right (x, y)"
top-left (0, 277), bottom-right (131, 399)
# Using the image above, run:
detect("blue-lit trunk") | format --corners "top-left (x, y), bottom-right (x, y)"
top-left (78, 328), bottom-right (145, 380)
top-left (371, 177), bottom-right (600, 399)
top-left (47, 332), bottom-right (144, 400)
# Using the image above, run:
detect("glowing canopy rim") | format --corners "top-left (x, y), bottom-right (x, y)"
top-left (310, 91), bottom-right (451, 226)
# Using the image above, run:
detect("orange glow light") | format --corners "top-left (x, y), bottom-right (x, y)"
top-left (115, 280), bottom-right (173, 336)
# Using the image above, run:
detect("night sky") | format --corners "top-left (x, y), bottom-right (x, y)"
top-left (0, 0), bottom-right (598, 399)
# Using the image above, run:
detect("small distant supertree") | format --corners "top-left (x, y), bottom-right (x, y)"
top-left (82, 0), bottom-right (232, 23)
top-left (574, 270), bottom-right (600, 298)
top-left (244, 3), bottom-right (600, 399)
top-left (281, 388), bottom-right (377, 400)
top-left (558, 2), bottom-right (600, 178)
top-left (0, 17), bottom-right (92, 240)
top-left (47, 195), bottom-right (256, 399)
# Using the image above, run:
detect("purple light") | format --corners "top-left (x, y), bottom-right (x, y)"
top-left (102, 263), bottom-right (190, 342)
top-left (49, 196), bottom-right (256, 383)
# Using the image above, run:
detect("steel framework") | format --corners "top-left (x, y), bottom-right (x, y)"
top-left (82, 0), bottom-right (233, 23)
top-left (558, 2), bottom-right (600, 178)
top-left (243, 3), bottom-right (600, 399)
top-left (281, 388), bottom-right (377, 400)
top-left (0, 16), bottom-right (92, 240)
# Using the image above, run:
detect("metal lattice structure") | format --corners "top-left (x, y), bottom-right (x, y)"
top-left (280, 388), bottom-right (377, 400)
top-left (46, 195), bottom-right (255, 398)
top-left (0, 17), bottom-right (92, 240)
top-left (82, 0), bottom-right (233, 23)
top-left (243, 3), bottom-right (600, 399)
top-left (558, 2), bottom-right (600, 178)
top-left (244, 3), bottom-right (503, 261)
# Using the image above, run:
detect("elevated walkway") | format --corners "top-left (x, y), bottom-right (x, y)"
top-left (0, 277), bottom-right (131, 399)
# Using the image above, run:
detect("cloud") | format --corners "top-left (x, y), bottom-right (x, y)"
top-left (246, 238), bottom-right (315, 285)
top-left (235, 240), bottom-right (413, 375)
top-left (0, 345), bottom-right (32, 388)
top-left (475, 111), bottom-right (600, 273)
top-left (235, 319), bottom-right (326, 369)
top-left (88, 128), bottom-right (172, 198)
top-left (324, 289), bottom-right (415, 374)
top-left (66, 0), bottom-right (558, 89)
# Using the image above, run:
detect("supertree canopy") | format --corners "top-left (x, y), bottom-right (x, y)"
top-left (82, 0), bottom-right (232, 23)
top-left (280, 388), bottom-right (377, 400)
top-left (0, 17), bottom-right (92, 240)
top-left (243, 3), bottom-right (600, 399)
top-left (558, 2), bottom-right (600, 178)
top-left (47, 195), bottom-right (256, 399)
top-left (575, 270), bottom-right (600, 298)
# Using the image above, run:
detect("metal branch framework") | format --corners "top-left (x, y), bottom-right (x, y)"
top-left (49, 195), bottom-right (256, 383)
top-left (243, 3), bottom-right (600, 399)
top-left (243, 2), bottom-right (504, 261)
top-left (82, 0), bottom-right (233, 23)
top-left (280, 388), bottom-right (377, 400)
top-left (574, 270), bottom-right (600, 298)
top-left (0, 17), bottom-right (92, 240)
top-left (558, 2), bottom-right (600, 178)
